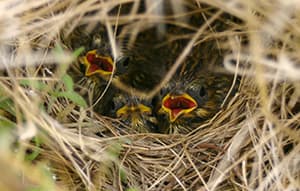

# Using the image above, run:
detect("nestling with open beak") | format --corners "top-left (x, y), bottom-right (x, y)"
top-left (147, 18), bottom-right (240, 133)
top-left (156, 61), bottom-right (237, 134)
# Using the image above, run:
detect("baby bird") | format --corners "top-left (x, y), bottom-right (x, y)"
top-left (108, 92), bottom-right (158, 133)
top-left (64, 23), bottom-right (115, 81)
top-left (155, 39), bottom-right (238, 134)
top-left (79, 49), bottom-right (114, 79)
top-left (157, 71), bottom-right (235, 134)
top-left (115, 26), bottom-right (171, 93)
top-left (63, 23), bottom-right (119, 112)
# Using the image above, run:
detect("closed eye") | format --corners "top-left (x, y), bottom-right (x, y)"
top-left (199, 86), bottom-right (207, 97)
top-left (116, 56), bottom-right (130, 74)
top-left (121, 56), bottom-right (130, 68)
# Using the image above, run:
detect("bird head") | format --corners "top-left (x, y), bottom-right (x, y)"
top-left (79, 49), bottom-right (114, 77)
top-left (161, 93), bottom-right (198, 122)
top-left (111, 93), bottom-right (158, 133)
top-left (157, 73), bottom-right (230, 128)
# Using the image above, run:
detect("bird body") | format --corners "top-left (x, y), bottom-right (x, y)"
top-left (62, 23), bottom-right (119, 115)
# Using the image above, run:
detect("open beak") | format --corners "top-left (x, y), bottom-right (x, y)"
top-left (116, 104), bottom-right (152, 118)
top-left (80, 49), bottom-right (114, 76)
top-left (161, 93), bottom-right (198, 122)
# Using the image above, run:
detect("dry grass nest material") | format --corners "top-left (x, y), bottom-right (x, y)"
top-left (0, 0), bottom-right (300, 191)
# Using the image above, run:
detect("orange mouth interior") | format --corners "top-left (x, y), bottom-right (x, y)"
top-left (162, 94), bottom-right (197, 122)
top-left (81, 50), bottom-right (113, 76)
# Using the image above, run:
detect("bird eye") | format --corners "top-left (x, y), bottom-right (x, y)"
top-left (111, 100), bottom-right (116, 111)
top-left (122, 57), bottom-right (130, 68)
top-left (160, 89), bottom-right (164, 95)
top-left (119, 56), bottom-right (130, 69)
top-left (199, 86), bottom-right (207, 97)
top-left (116, 56), bottom-right (130, 74)
top-left (151, 96), bottom-right (159, 108)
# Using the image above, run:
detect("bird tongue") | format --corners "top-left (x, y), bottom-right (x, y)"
top-left (163, 95), bottom-right (197, 121)
top-left (171, 108), bottom-right (184, 119)
top-left (86, 52), bottom-right (113, 73)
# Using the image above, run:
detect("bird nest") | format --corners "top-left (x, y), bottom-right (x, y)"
top-left (0, 0), bottom-right (300, 191)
